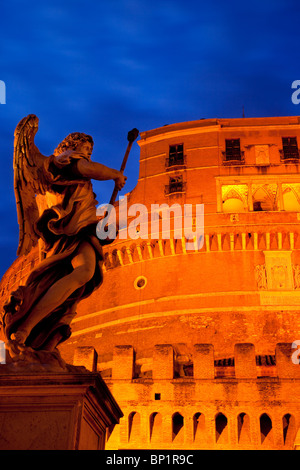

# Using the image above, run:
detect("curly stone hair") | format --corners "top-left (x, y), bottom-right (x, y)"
top-left (53, 132), bottom-right (94, 156)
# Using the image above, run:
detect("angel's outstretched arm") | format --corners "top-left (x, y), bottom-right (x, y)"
top-left (76, 159), bottom-right (127, 190)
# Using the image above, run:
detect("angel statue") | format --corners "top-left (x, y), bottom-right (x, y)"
top-left (1, 114), bottom-right (134, 363)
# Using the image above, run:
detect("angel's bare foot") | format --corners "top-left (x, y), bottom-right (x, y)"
top-left (10, 329), bottom-right (28, 345)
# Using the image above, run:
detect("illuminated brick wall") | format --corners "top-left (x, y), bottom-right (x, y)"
top-left (73, 342), bottom-right (300, 450)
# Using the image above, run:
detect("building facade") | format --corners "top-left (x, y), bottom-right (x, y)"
top-left (2, 116), bottom-right (300, 449)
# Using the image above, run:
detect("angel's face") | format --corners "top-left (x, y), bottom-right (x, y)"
top-left (76, 141), bottom-right (93, 159)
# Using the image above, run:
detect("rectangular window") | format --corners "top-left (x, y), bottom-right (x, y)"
top-left (224, 139), bottom-right (242, 161)
top-left (167, 175), bottom-right (184, 194)
top-left (281, 137), bottom-right (299, 161)
top-left (168, 144), bottom-right (184, 166)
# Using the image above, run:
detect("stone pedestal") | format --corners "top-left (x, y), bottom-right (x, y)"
top-left (0, 366), bottom-right (123, 450)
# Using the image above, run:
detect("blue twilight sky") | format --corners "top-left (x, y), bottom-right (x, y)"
top-left (0, 0), bottom-right (300, 277)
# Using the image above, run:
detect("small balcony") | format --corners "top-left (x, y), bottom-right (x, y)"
top-left (280, 149), bottom-right (300, 164)
top-left (222, 150), bottom-right (245, 165)
top-left (165, 176), bottom-right (186, 196)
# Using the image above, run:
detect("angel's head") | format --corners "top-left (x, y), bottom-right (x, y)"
top-left (54, 132), bottom-right (94, 159)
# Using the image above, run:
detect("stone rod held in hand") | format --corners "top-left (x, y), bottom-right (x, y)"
top-left (109, 128), bottom-right (139, 205)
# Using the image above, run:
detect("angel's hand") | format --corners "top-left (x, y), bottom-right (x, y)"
top-left (114, 172), bottom-right (127, 190)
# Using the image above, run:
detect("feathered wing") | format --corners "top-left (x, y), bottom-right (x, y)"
top-left (13, 114), bottom-right (49, 256)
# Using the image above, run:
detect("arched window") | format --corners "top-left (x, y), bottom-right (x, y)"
top-left (237, 413), bottom-right (251, 444)
top-left (260, 413), bottom-right (273, 445)
top-left (223, 198), bottom-right (246, 213)
top-left (252, 185), bottom-right (277, 211)
top-left (215, 412), bottom-right (228, 443)
top-left (128, 412), bottom-right (141, 442)
top-left (111, 249), bottom-right (121, 267)
top-left (283, 188), bottom-right (300, 211)
top-left (103, 252), bottom-right (112, 269)
top-left (150, 412), bottom-right (162, 443)
top-left (221, 185), bottom-right (248, 213)
top-left (172, 412), bottom-right (184, 442)
top-left (282, 414), bottom-right (296, 446)
top-left (193, 413), bottom-right (205, 442)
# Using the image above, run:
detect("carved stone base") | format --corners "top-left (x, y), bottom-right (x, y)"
top-left (0, 363), bottom-right (123, 450)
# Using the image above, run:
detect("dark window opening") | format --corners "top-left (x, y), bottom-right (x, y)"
top-left (136, 278), bottom-right (146, 288)
top-left (128, 412), bottom-right (140, 442)
top-left (172, 413), bottom-right (184, 441)
top-left (260, 413), bottom-right (272, 444)
top-left (215, 413), bottom-right (228, 442)
top-left (283, 414), bottom-right (291, 444)
top-left (237, 413), bottom-right (251, 444)
top-left (106, 423), bottom-right (115, 442)
top-left (193, 412), bottom-right (205, 440)
top-left (253, 201), bottom-right (263, 211)
top-left (282, 413), bottom-right (295, 445)
top-left (281, 137), bottom-right (299, 161)
top-left (168, 144), bottom-right (184, 166)
top-left (168, 176), bottom-right (184, 194)
top-left (154, 393), bottom-right (161, 400)
top-left (150, 412), bottom-right (162, 442)
top-left (224, 139), bottom-right (243, 162)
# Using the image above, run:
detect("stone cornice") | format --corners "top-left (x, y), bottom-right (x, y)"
top-left (102, 230), bottom-right (299, 271)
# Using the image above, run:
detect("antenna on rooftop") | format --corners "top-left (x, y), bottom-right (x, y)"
top-left (242, 106), bottom-right (245, 118)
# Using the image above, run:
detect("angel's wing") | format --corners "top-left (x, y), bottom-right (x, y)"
top-left (13, 114), bottom-right (48, 256)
